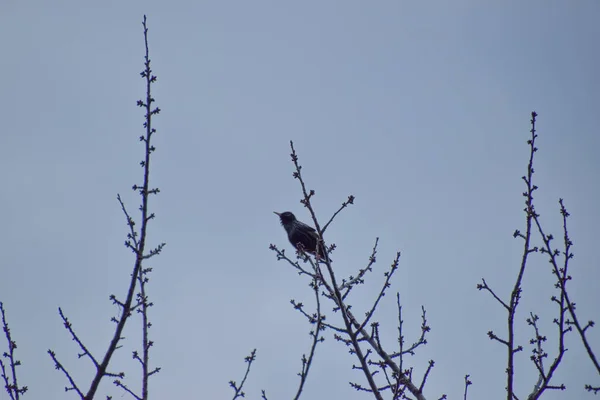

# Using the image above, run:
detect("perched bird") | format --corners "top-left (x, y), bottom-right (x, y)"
top-left (274, 211), bottom-right (329, 260)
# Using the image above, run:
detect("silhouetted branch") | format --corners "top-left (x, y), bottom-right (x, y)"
top-left (476, 279), bottom-right (509, 311)
top-left (585, 384), bottom-right (600, 395)
top-left (419, 360), bottom-right (435, 393)
top-left (463, 374), bottom-right (472, 400)
top-left (113, 380), bottom-right (141, 400)
top-left (47, 349), bottom-right (84, 398)
top-left (1, 302), bottom-right (28, 400)
top-left (480, 112), bottom-right (540, 399)
top-left (58, 308), bottom-right (100, 368)
top-left (341, 238), bottom-right (379, 298)
top-left (293, 276), bottom-right (325, 400)
top-left (322, 195), bottom-right (355, 233)
top-left (504, 111), bottom-right (541, 397)
top-left (533, 198), bottom-right (598, 393)
top-left (268, 244), bottom-right (316, 278)
top-left (479, 111), bottom-right (599, 398)
top-left (270, 142), bottom-right (430, 400)
top-left (525, 283), bottom-right (568, 399)
top-left (229, 349), bottom-right (257, 400)
top-left (391, 305), bottom-right (430, 359)
top-left (112, 16), bottom-right (163, 400)
top-left (48, 15), bottom-right (163, 400)
top-left (358, 253), bottom-right (400, 333)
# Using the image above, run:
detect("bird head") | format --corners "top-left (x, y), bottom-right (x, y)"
top-left (274, 211), bottom-right (297, 227)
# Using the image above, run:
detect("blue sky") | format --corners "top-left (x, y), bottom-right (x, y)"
top-left (1, 1), bottom-right (599, 399)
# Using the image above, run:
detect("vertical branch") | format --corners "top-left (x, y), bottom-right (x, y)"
top-left (86, 13), bottom-right (163, 399)
top-left (506, 111), bottom-right (540, 399)
top-left (533, 199), bottom-right (599, 392)
top-left (479, 111), bottom-right (595, 397)
top-left (229, 349), bottom-right (258, 400)
top-left (0, 302), bottom-right (28, 400)
top-left (137, 17), bottom-right (162, 400)
top-left (288, 141), bottom-right (384, 399)
top-left (114, 15), bottom-right (164, 400)
top-left (463, 375), bottom-right (472, 400)
top-left (48, 15), bottom-right (164, 400)
top-left (284, 142), bottom-right (428, 400)
top-left (480, 112), bottom-right (539, 399)
top-left (293, 276), bottom-right (325, 400)
top-left (138, 268), bottom-right (151, 400)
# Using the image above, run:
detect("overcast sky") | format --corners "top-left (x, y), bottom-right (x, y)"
top-left (1, 1), bottom-right (599, 399)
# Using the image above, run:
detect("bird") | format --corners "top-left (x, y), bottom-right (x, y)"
top-left (274, 211), bottom-right (329, 260)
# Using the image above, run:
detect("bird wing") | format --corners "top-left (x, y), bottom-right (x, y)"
top-left (298, 222), bottom-right (320, 243)
top-left (296, 220), bottom-right (317, 233)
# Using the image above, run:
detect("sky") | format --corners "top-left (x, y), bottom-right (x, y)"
top-left (1, 1), bottom-right (599, 399)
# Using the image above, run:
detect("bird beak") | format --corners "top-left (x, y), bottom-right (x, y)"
top-left (273, 211), bottom-right (281, 216)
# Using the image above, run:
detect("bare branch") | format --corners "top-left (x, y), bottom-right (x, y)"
top-left (419, 360), bottom-right (435, 393)
top-left (322, 195), bottom-right (355, 233)
top-left (58, 308), bottom-right (99, 368)
top-left (1, 302), bottom-right (28, 400)
top-left (47, 350), bottom-right (84, 399)
top-left (358, 252), bottom-right (401, 333)
top-left (275, 141), bottom-right (429, 400)
top-left (49, 16), bottom-right (163, 400)
top-left (293, 277), bottom-right (325, 400)
top-left (463, 375), bottom-right (472, 400)
top-left (532, 198), bottom-right (598, 393)
top-left (341, 238), bottom-right (379, 297)
top-left (229, 349), bottom-right (257, 400)
top-left (476, 279), bottom-right (509, 311)
top-left (480, 112), bottom-right (540, 400)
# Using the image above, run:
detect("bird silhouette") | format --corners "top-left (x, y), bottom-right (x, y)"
top-left (274, 211), bottom-right (329, 260)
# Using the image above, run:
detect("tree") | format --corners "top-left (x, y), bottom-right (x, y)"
top-left (231, 113), bottom-right (599, 399)
top-left (1, 16), bottom-right (164, 400)
top-left (1, 15), bottom-right (598, 400)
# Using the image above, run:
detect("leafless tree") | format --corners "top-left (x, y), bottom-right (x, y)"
top-left (478, 112), bottom-right (599, 399)
top-left (229, 141), bottom-right (438, 400)
top-left (0, 16), bottom-right (596, 400)
top-left (232, 112), bottom-right (598, 400)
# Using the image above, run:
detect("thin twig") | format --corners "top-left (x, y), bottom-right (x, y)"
top-left (322, 195), bottom-right (355, 233)
top-left (358, 253), bottom-right (401, 333)
top-left (58, 308), bottom-right (99, 368)
top-left (229, 349), bottom-right (257, 400)
top-left (463, 375), bottom-right (472, 400)
top-left (504, 111), bottom-right (540, 399)
top-left (476, 279), bottom-right (509, 311)
top-left (47, 350), bottom-right (84, 399)
top-left (531, 199), bottom-right (595, 395)
top-left (1, 302), bottom-right (28, 400)
top-left (341, 238), bottom-right (379, 297)
top-left (293, 277), bottom-right (324, 400)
